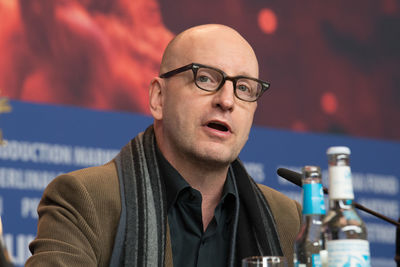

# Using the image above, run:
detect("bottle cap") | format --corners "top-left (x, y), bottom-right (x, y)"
top-left (326, 146), bottom-right (351, 155)
top-left (302, 165), bottom-right (321, 172)
top-left (302, 166), bottom-right (321, 179)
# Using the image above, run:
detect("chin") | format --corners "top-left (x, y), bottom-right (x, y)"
top-left (195, 149), bottom-right (237, 167)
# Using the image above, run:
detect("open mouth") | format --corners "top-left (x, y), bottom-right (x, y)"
top-left (207, 122), bottom-right (229, 132)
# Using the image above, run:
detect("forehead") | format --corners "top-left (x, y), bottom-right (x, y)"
top-left (173, 28), bottom-right (259, 78)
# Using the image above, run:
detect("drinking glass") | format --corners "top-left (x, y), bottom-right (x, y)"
top-left (242, 256), bottom-right (288, 267)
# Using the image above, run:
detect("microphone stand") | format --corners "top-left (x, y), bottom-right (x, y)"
top-left (353, 202), bottom-right (400, 227)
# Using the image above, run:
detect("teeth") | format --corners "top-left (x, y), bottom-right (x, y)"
top-left (208, 122), bottom-right (228, 132)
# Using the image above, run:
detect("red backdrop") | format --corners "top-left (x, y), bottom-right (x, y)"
top-left (1, 0), bottom-right (399, 140)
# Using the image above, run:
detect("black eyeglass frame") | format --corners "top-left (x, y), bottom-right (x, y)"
top-left (159, 63), bottom-right (270, 102)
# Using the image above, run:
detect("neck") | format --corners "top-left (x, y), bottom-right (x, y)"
top-left (157, 139), bottom-right (230, 231)
top-left (174, 155), bottom-right (229, 196)
top-left (176, 160), bottom-right (230, 231)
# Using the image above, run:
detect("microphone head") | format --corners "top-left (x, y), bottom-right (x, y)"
top-left (276, 168), bottom-right (302, 187)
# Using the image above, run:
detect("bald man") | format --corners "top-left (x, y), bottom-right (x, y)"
top-left (27, 24), bottom-right (301, 267)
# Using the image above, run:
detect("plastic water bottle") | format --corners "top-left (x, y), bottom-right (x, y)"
top-left (294, 166), bottom-right (326, 267)
top-left (322, 146), bottom-right (370, 267)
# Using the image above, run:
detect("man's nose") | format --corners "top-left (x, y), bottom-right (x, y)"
top-left (212, 81), bottom-right (235, 111)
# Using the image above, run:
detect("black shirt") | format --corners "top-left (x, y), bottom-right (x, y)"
top-left (156, 149), bottom-right (237, 267)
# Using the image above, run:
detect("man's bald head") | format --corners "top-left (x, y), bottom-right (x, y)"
top-left (160, 24), bottom-right (259, 77)
top-left (150, 24), bottom-right (261, 174)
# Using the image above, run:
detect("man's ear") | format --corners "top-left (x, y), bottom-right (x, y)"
top-left (149, 77), bottom-right (164, 120)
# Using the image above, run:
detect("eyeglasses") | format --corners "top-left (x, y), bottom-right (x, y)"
top-left (159, 63), bottom-right (270, 102)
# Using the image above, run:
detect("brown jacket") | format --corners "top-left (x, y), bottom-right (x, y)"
top-left (26, 160), bottom-right (301, 266)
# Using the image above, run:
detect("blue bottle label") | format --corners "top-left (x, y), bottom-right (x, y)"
top-left (312, 253), bottom-right (322, 267)
top-left (303, 183), bottom-right (326, 215)
top-left (327, 240), bottom-right (370, 267)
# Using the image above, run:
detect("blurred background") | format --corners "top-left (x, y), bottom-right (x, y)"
top-left (1, 0), bottom-right (399, 140)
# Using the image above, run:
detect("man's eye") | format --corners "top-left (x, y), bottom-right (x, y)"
top-left (237, 84), bottom-right (250, 92)
top-left (198, 75), bottom-right (212, 83)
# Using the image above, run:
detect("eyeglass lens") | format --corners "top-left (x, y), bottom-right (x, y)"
top-left (195, 68), bottom-right (223, 90)
top-left (194, 67), bottom-right (262, 101)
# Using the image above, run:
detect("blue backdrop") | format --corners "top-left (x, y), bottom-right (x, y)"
top-left (0, 100), bottom-right (398, 266)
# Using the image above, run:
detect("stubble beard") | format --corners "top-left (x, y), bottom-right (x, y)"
top-left (178, 139), bottom-right (242, 172)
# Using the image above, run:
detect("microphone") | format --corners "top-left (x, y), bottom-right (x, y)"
top-left (277, 168), bottom-right (400, 227)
